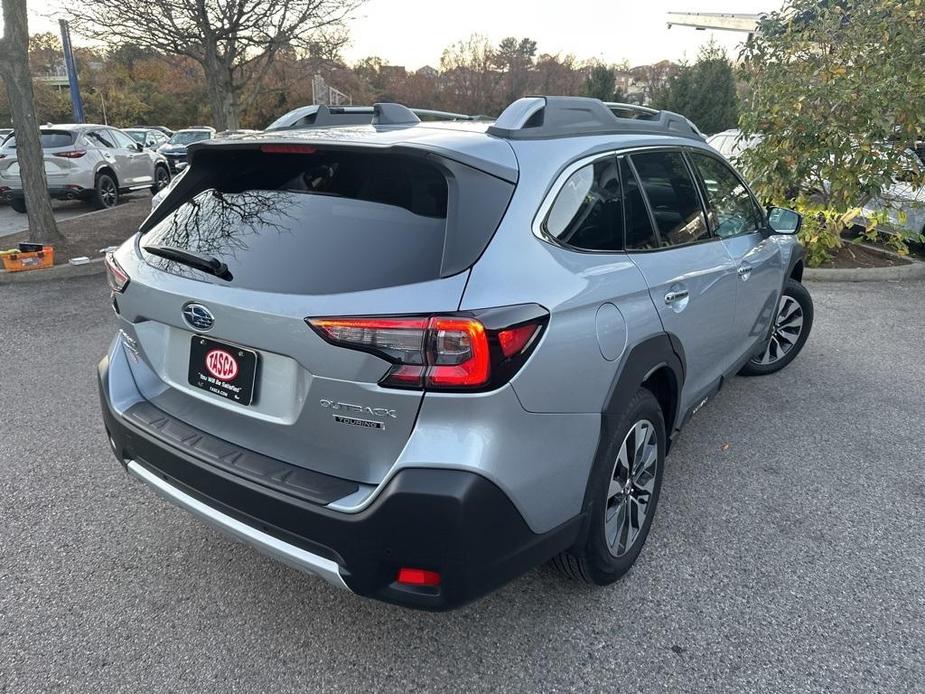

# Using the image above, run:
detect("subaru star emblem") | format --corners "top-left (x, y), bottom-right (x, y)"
top-left (182, 303), bottom-right (214, 331)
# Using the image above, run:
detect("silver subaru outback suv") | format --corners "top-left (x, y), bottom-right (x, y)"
top-left (99, 97), bottom-right (812, 610)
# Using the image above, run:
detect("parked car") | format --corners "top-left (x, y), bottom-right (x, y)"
top-left (215, 129), bottom-right (261, 138)
top-left (146, 125), bottom-right (174, 138)
top-left (157, 127), bottom-right (215, 172)
top-left (0, 129), bottom-right (10, 201)
top-left (709, 128), bottom-right (925, 240)
top-left (856, 149), bottom-right (925, 241)
top-left (707, 128), bottom-right (761, 164)
top-left (99, 97), bottom-right (812, 611)
top-left (124, 127), bottom-right (169, 150)
top-left (0, 124), bottom-right (171, 211)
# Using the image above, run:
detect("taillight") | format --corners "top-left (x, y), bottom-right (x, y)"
top-left (104, 252), bottom-right (129, 293)
top-left (53, 149), bottom-right (87, 158)
top-left (307, 305), bottom-right (547, 392)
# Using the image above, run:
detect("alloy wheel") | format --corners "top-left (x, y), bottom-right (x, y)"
top-left (605, 419), bottom-right (659, 557)
top-left (100, 178), bottom-right (117, 207)
top-left (155, 168), bottom-right (169, 190)
top-left (752, 294), bottom-right (803, 366)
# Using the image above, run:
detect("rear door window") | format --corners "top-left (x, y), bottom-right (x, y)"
top-left (621, 157), bottom-right (659, 250)
top-left (630, 151), bottom-right (710, 247)
top-left (87, 130), bottom-right (116, 148)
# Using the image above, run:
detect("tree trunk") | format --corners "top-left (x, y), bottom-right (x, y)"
top-left (0, 0), bottom-right (63, 245)
top-left (202, 56), bottom-right (240, 130)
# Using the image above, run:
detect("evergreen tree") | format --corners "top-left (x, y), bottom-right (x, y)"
top-left (654, 41), bottom-right (738, 134)
top-left (583, 64), bottom-right (616, 101)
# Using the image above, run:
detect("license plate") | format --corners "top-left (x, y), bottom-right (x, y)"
top-left (188, 336), bottom-right (258, 406)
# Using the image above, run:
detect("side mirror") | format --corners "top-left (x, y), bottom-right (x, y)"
top-left (133, 142), bottom-right (144, 152)
top-left (766, 206), bottom-right (802, 235)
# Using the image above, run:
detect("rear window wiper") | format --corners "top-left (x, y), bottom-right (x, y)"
top-left (143, 244), bottom-right (233, 281)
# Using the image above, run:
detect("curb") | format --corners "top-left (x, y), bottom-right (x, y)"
top-left (805, 244), bottom-right (925, 282)
top-left (0, 256), bottom-right (106, 284)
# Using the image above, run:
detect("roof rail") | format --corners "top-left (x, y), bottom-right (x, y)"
top-left (602, 102), bottom-right (660, 119)
top-left (266, 103), bottom-right (478, 131)
top-left (372, 102), bottom-right (420, 126)
top-left (487, 96), bottom-right (705, 141)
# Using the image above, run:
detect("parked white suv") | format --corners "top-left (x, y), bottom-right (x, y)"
top-left (0, 125), bottom-right (171, 212)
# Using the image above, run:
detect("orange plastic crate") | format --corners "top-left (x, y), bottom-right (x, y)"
top-left (0, 246), bottom-right (54, 272)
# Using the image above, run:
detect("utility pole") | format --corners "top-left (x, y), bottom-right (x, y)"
top-left (59, 19), bottom-right (85, 123)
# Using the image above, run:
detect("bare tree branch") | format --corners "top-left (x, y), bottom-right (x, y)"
top-left (65, 0), bottom-right (363, 129)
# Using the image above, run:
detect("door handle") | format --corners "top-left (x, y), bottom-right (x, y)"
top-left (664, 289), bottom-right (689, 304)
top-left (737, 265), bottom-right (753, 280)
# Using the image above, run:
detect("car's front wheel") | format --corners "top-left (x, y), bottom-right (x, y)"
top-left (740, 278), bottom-right (814, 376)
top-left (91, 173), bottom-right (119, 209)
top-left (9, 197), bottom-right (26, 213)
top-left (552, 388), bottom-right (665, 585)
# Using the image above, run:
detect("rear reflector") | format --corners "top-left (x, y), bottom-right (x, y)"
top-left (397, 568), bottom-right (441, 587)
top-left (498, 323), bottom-right (540, 358)
top-left (259, 144), bottom-right (317, 154)
top-left (307, 305), bottom-right (548, 392)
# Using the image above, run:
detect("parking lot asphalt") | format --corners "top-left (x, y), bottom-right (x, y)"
top-left (0, 200), bottom-right (92, 238)
top-left (1, 276), bottom-right (923, 693)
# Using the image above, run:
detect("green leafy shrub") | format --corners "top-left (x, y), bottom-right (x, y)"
top-left (738, 0), bottom-right (925, 266)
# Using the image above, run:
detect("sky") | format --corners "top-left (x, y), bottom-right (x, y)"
top-left (24, 0), bottom-right (774, 68)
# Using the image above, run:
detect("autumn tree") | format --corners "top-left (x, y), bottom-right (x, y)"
top-left (739, 0), bottom-right (925, 264)
top-left (0, 0), bottom-right (62, 244)
top-left (66, 0), bottom-right (362, 129)
top-left (438, 35), bottom-right (499, 114)
top-left (531, 53), bottom-right (584, 97)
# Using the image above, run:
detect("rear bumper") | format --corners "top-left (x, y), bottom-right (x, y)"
top-left (99, 353), bottom-right (581, 610)
top-left (6, 185), bottom-right (93, 201)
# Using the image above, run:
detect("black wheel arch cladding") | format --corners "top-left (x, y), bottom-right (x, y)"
top-left (572, 333), bottom-right (683, 552)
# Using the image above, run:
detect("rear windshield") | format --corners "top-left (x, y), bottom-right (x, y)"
top-left (168, 131), bottom-right (211, 145)
top-left (3, 131), bottom-right (75, 149)
top-left (125, 130), bottom-right (146, 143)
top-left (141, 151), bottom-right (451, 294)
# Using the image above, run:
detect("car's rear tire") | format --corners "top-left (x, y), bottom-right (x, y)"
top-left (552, 388), bottom-right (665, 585)
top-left (150, 165), bottom-right (170, 194)
top-left (91, 173), bottom-right (119, 209)
top-left (740, 278), bottom-right (813, 376)
top-left (9, 198), bottom-right (26, 213)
